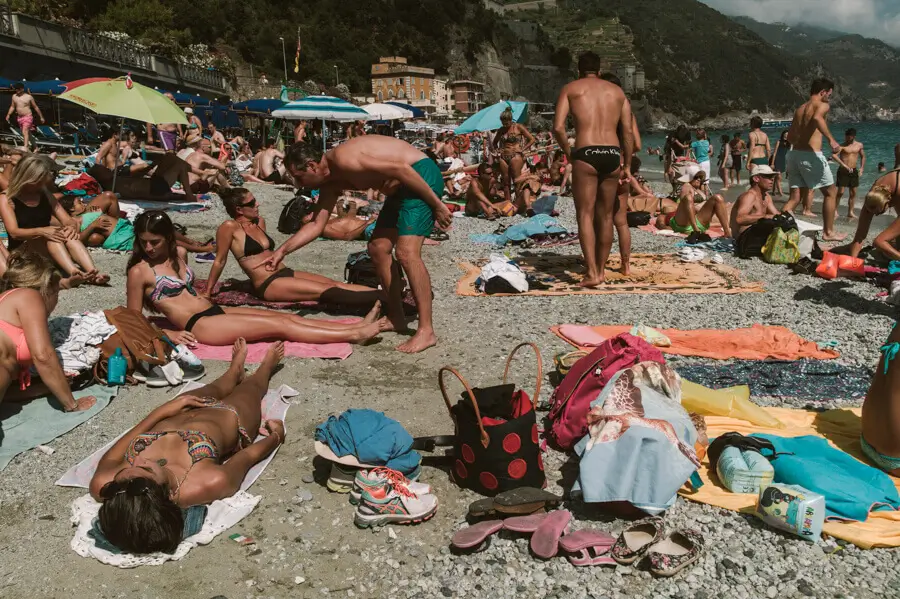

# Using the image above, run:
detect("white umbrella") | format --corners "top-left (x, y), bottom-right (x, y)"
top-left (271, 95), bottom-right (371, 122)
top-left (362, 102), bottom-right (414, 120)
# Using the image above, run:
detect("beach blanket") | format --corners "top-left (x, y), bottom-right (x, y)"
top-left (150, 317), bottom-right (354, 362)
top-left (194, 279), bottom-right (314, 310)
top-left (457, 253), bottom-right (764, 297)
top-left (681, 406), bottom-right (900, 549)
top-left (0, 384), bottom-right (117, 472)
top-left (60, 382), bottom-right (296, 567)
top-left (552, 324), bottom-right (839, 361)
top-left (639, 223), bottom-right (726, 238)
top-left (470, 214), bottom-right (567, 246)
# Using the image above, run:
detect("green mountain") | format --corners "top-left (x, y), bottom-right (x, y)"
top-left (734, 16), bottom-right (900, 109)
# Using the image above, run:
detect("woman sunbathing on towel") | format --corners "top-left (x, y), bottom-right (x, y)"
top-left (656, 169), bottom-right (732, 238)
top-left (301, 198), bottom-right (375, 241)
top-left (126, 210), bottom-right (386, 347)
top-left (205, 188), bottom-right (380, 305)
top-left (0, 250), bottom-right (95, 411)
top-left (842, 171), bottom-right (900, 260)
top-left (89, 339), bottom-right (283, 554)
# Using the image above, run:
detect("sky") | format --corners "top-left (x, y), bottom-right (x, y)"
top-left (699, 0), bottom-right (900, 45)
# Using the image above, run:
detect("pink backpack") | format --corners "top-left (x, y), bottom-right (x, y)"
top-left (548, 334), bottom-right (665, 450)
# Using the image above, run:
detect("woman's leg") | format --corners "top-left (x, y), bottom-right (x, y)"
top-left (177, 339), bottom-right (247, 400)
top-left (498, 159), bottom-right (512, 203)
top-left (86, 191), bottom-right (119, 217)
top-left (63, 239), bottom-right (109, 284)
top-left (509, 155), bottom-right (525, 185)
top-left (43, 239), bottom-right (82, 275)
top-left (219, 342), bottom-right (284, 440)
top-left (697, 194), bottom-right (732, 236)
top-left (263, 273), bottom-right (380, 306)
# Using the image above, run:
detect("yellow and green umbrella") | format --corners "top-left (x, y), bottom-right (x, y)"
top-left (60, 75), bottom-right (188, 125)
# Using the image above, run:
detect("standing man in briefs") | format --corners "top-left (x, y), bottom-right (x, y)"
top-left (782, 78), bottom-right (846, 241)
top-left (833, 128), bottom-right (866, 220)
top-left (6, 83), bottom-right (44, 150)
top-left (729, 133), bottom-right (747, 186)
top-left (264, 139), bottom-right (451, 353)
top-left (553, 52), bottom-right (634, 286)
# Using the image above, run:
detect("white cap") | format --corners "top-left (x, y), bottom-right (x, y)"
top-left (184, 107), bottom-right (193, 114)
top-left (751, 164), bottom-right (776, 177)
top-left (676, 164), bottom-right (702, 183)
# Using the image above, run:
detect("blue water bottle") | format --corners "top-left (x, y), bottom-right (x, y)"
top-left (107, 347), bottom-right (127, 386)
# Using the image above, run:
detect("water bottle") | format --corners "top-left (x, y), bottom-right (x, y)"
top-left (107, 347), bottom-right (127, 386)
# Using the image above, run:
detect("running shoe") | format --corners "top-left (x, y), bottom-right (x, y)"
top-left (194, 252), bottom-right (216, 263)
top-left (349, 467), bottom-right (431, 505)
top-left (326, 462), bottom-right (359, 493)
top-left (354, 481), bottom-right (438, 528)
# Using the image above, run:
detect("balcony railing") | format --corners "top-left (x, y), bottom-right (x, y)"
top-left (64, 29), bottom-right (152, 71)
top-left (0, 5), bottom-right (18, 38)
top-left (178, 63), bottom-right (224, 90)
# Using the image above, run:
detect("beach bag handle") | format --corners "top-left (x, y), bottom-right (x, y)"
top-left (439, 366), bottom-right (490, 448)
top-left (502, 342), bottom-right (543, 410)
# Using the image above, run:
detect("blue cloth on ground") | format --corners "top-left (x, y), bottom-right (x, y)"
top-left (754, 434), bottom-right (900, 522)
top-left (888, 260), bottom-right (900, 275)
top-left (315, 409), bottom-right (421, 476)
top-left (674, 237), bottom-right (735, 252)
top-left (89, 506), bottom-right (207, 554)
top-left (469, 214), bottom-right (567, 246)
top-left (0, 383), bottom-right (117, 472)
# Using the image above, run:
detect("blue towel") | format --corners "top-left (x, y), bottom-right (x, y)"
top-left (88, 506), bottom-right (207, 554)
top-left (755, 434), bottom-right (900, 522)
top-left (674, 238), bottom-right (735, 252)
top-left (469, 214), bottom-right (567, 246)
top-left (315, 409), bottom-right (421, 476)
top-left (889, 260), bottom-right (900, 275)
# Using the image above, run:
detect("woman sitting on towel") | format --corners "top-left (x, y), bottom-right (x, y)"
top-left (0, 154), bottom-right (110, 285)
top-left (126, 210), bottom-right (386, 348)
top-left (89, 339), bottom-right (284, 554)
top-left (843, 171), bottom-right (900, 260)
top-left (657, 168), bottom-right (732, 238)
top-left (861, 324), bottom-right (900, 474)
top-left (205, 188), bottom-right (380, 305)
top-left (0, 250), bottom-right (95, 411)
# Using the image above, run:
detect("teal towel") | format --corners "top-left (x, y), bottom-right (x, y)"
top-left (0, 384), bottom-right (117, 471)
top-left (88, 506), bottom-right (208, 554)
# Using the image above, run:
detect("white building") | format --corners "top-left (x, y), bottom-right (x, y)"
top-left (433, 78), bottom-right (452, 115)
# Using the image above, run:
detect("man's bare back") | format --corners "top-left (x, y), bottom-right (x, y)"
top-left (322, 136), bottom-right (430, 194)
top-left (788, 100), bottom-right (828, 152)
top-left (557, 78), bottom-right (625, 150)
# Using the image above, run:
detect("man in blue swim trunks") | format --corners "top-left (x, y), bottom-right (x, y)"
top-left (782, 78), bottom-right (846, 241)
top-left (267, 138), bottom-right (452, 353)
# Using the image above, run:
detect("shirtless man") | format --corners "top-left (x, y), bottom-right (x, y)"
top-left (95, 130), bottom-right (151, 177)
top-left (265, 139), bottom-right (452, 353)
top-left (552, 51), bottom-right (634, 285)
top-left (833, 128), bottom-right (866, 220)
top-left (5, 83), bottom-right (44, 150)
top-left (207, 122), bottom-right (226, 154)
top-left (178, 134), bottom-right (229, 193)
top-left (257, 142), bottom-right (286, 183)
top-left (729, 133), bottom-right (747, 186)
top-left (157, 93), bottom-right (183, 153)
top-left (730, 165), bottom-right (779, 239)
top-left (465, 162), bottom-right (508, 218)
top-left (294, 121), bottom-right (307, 143)
top-left (782, 78), bottom-right (845, 241)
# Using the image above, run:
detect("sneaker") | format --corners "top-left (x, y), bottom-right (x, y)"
top-left (326, 462), bottom-right (359, 493)
top-left (349, 467), bottom-right (431, 505)
top-left (195, 252), bottom-right (215, 263)
top-left (354, 483), bottom-right (438, 528)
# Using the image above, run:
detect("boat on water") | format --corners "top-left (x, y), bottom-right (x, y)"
top-left (762, 119), bottom-right (792, 129)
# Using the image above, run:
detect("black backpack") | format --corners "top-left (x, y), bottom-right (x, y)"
top-left (277, 194), bottom-right (311, 234)
top-left (626, 211), bottom-right (652, 227)
top-left (735, 213), bottom-right (797, 259)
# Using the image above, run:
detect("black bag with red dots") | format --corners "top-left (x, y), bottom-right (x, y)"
top-left (439, 343), bottom-right (546, 496)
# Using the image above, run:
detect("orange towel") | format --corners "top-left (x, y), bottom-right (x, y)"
top-left (551, 324), bottom-right (839, 361)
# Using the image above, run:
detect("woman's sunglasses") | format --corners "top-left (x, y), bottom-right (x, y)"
top-left (99, 476), bottom-right (153, 500)
top-left (238, 198), bottom-right (257, 209)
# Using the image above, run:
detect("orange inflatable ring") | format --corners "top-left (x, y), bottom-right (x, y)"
top-left (454, 135), bottom-right (471, 152)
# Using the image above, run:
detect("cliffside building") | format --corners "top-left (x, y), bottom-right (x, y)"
top-left (450, 80), bottom-right (485, 114)
top-left (371, 56), bottom-right (436, 111)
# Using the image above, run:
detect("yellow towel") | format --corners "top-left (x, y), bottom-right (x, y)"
top-left (680, 406), bottom-right (900, 549)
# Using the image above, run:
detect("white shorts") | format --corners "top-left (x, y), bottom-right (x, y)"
top-left (787, 150), bottom-right (834, 190)
top-left (698, 161), bottom-right (711, 179)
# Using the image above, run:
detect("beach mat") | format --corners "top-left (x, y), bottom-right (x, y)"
top-left (0, 384), bottom-right (117, 472)
top-left (150, 317), bottom-right (354, 361)
top-left (639, 223), bottom-right (726, 238)
top-left (194, 278), bottom-right (318, 310)
top-left (682, 406), bottom-right (900, 549)
top-left (552, 324), bottom-right (839, 361)
top-left (456, 253), bottom-right (764, 297)
top-left (61, 382), bottom-right (296, 567)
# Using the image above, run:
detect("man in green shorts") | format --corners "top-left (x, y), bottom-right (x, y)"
top-left (267, 138), bottom-right (452, 353)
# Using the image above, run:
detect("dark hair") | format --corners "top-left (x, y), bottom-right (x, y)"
top-left (98, 477), bottom-right (183, 554)
top-left (810, 78), bottom-right (834, 95)
top-left (846, 128), bottom-right (857, 136)
top-left (106, 129), bottom-right (119, 141)
top-left (127, 210), bottom-right (177, 273)
top-left (500, 107), bottom-right (514, 124)
top-left (577, 52), bottom-right (602, 75)
top-left (600, 73), bottom-right (622, 88)
top-left (750, 116), bottom-right (763, 129)
top-left (284, 142), bottom-right (323, 172)
top-left (478, 161), bottom-right (493, 176)
top-left (631, 155), bottom-right (642, 174)
top-left (220, 187), bottom-right (251, 218)
top-left (720, 134), bottom-right (730, 143)
top-left (13, 82), bottom-right (23, 91)
top-left (58, 195), bottom-right (76, 213)
top-left (779, 130), bottom-right (789, 141)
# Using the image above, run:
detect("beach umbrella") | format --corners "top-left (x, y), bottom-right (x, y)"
top-left (454, 101), bottom-right (528, 134)
top-left (362, 102), bottom-right (414, 120)
top-left (386, 101), bottom-right (425, 118)
top-left (271, 95), bottom-right (370, 122)
top-left (60, 75), bottom-right (188, 190)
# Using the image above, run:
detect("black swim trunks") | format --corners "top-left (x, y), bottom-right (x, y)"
top-left (263, 171), bottom-right (283, 184)
top-left (836, 166), bottom-right (860, 189)
top-left (571, 146), bottom-right (621, 176)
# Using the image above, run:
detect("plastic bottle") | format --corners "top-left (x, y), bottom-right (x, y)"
top-left (107, 347), bottom-right (127, 386)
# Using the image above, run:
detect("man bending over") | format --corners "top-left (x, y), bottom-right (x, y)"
top-left (265, 139), bottom-right (452, 353)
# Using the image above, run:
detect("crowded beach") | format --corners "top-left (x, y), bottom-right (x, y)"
top-left (1, 55), bottom-right (900, 599)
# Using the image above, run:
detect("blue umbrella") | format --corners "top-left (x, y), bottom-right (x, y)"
top-left (271, 96), bottom-right (370, 122)
top-left (454, 101), bottom-right (528, 134)
top-left (231, 99), bottom-right (286, 115)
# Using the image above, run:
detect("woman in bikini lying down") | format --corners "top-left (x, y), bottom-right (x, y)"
top-left (861, 325), bottom-right (900, 475)
top-left (89, 339), bottom-right (283, 554)
top-left (126, 210), bottom-right (388, 348)
top-left (300, 195), bottom-right (375, 242)
top-left (205, 188), bottom-right (380, 305)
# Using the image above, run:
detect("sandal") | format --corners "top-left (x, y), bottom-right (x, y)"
top-left (530, 509), bottom-right (572, 559)
top-left (451, 519), bottom-right (504, 551)
top-left (646, 529), bottom-right (704, 577)
top-left (558, 530), bottom-right (616, 566)
top-left (502, 511), bottom-right (551, 533)
top-left (610, 517), bottom-right (666, 565)
top-left (554, 351), bottom-right (588, 377)
top-left (467, 488), bottom-right (562, 519)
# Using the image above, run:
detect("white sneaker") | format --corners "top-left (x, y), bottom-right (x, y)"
top-left (349, 468), bottom-right (431, 505)
top-left (354, 482), bottom-right (438, 528)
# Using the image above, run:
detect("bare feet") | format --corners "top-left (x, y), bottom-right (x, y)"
top-left (60, 273), bottom-right (84, 289)
top-left (848, 212), bottom-right (858, 220)
top-left (579, 275), bottom-right (604, 288)
top-left (397, 329), bottom-right (437, 353)
top-left (376, 317), bottom-right (394, 332)
top-left (363, 300), bottom-right (382, 324)
top-left (259, 340), bottom-right (285, 374)
top-left (83, 270), bottom-right (110, 285)
top-left (230, 337), bottom-right (248, 381)
top-left (354, 322), bottom-right (384, 344)
top-left (823, 232), bottom-right (848, 242)
top-left (801, 210), bottom-right (815, 217)
top-left (620, 265), bottom-right (631, 277)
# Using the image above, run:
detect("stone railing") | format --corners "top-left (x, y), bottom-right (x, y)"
top-left (64, 29), bottom-right (152, 71)
top-left (0, 5), bottom-right (18, 38)
top-left (178, 63), bottom-right (224, 90)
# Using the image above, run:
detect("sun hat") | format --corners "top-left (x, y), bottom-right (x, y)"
top-left (750, 164), bottom-right (776, 177)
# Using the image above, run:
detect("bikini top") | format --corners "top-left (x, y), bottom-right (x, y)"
top-left (149, 261), bottom-right (197, 303)
top-left (125, 430), bottom-right (219, 465)
top-left (0, 289), bottom-right (32, 390)
top-left (501, 128), bottom-right (523, 147)
top-left (240, 221), bottom-right (274, 258)
top-left (9, 193), bottom-right (52, 250)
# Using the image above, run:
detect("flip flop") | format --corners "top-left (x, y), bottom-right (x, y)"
top-left (646, 530), bottom-right (704, 577)
top-left (530, 509), bottom-right (572, 559)
top-left (493, 487), bottom-right (562, 515)
top-left (467, 497), bottom-right (497, 519)
top-left (451, 520), bottom-right (504, 551)
top-left (502, 511), bottom-right (550, 533)
top-left (559, 530), bottom-right (617, 567)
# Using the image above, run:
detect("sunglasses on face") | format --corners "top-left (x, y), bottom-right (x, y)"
top-left (238, 198), bottom-right (257, 209)
top-left (99, 476), bottom-right (153, 500)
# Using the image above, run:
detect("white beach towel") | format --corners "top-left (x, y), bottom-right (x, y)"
top-left (60, 381), bottom-right (298, 567)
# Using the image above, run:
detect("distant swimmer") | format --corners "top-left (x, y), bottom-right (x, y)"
top-left (5, 83), bottom-right (44, 151)
top-left (782, 78), bottom-right (846, 241)
top-left (833, 128), bottom-right (865, 220)
top-left (553, 51), bottom-right (634, 285)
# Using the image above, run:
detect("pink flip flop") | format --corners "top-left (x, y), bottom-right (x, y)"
top-left (558, 529), bottom-right (617, 566)
top-left (502, 512), bottom-right (550, 533)
top-left (530, 509), bottom-right (572, 559)
top-left (451, 520), bottom-right (504, 551)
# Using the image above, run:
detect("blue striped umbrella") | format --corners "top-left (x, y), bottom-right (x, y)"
top-left (271, 95), bottom-right (370, 122)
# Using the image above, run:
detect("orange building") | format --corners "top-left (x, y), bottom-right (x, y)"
top-left (370, 56), bottom-right (436, 108)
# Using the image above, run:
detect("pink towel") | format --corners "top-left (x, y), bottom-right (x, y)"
top-left (151, 318), bottom-right (354, 362)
